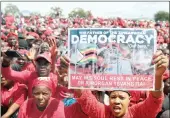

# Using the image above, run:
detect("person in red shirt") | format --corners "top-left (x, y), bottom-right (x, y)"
top-left (11, 49), bottom-right (36, 72)
top-left (1, 52), bottom-right (58, 98)
top-left (18, 78), bottom-right (65, 118)
top-left (1, 76), bottom-right (27, 118)
top-left (70, 50), bottom-right (168, 118)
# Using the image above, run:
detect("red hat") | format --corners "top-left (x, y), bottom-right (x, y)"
top-left (35, 52), bottom-right (52, 64)
top-left (32, 78), bottom-right (53, 91)
top-left (7, 32), bottom-right (18, 39)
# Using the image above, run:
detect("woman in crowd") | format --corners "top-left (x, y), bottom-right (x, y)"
top-left (18, 79), bottom-right (65, 118)
top-left (6, 32), bottom-right (18, 50)
top-left (67, 50), bottom-right (168, 118)
top-left (1, 76), bottom-right (27, 118)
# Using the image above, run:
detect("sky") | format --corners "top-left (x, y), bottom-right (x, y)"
top-left (1, 2), bottom-right (169, 19)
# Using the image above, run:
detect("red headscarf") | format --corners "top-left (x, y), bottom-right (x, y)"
top-left (32, 78), bottom-right (53, 91)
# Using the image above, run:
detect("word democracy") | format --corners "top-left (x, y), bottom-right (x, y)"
top-left (71, 34), bottom-right (154, 44)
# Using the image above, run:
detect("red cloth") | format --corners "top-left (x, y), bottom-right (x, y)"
top-left (129, 91), bottom-right (147, 106)
top-left (32, 77), bottom-right (53, 91)
top-left (21, 63), bottom-right (36, 72)
top-left (65, 102), bottom-right (88, 118)
top-left (1, 67), bottom-right (58, 98)
top-left (76, 90), bottom-right (163, 118)
top-left (1, 83), bottom-right (27, 107)
top-left (18, 98), bottom-right (65, 118)
top-left (55, 86), bottom-right (74, 101)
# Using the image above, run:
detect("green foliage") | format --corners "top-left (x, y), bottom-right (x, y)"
top-left (49, 7), bottom-right (63, 18)
top-left (4, 3), bottom-right (20, 16)
top-left (68, 8), bottom-right (91, 18)
top-left (154, 11), bottom-right (169, 21)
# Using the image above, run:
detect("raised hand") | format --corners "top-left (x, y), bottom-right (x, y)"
top-left (153, 50), bottom-right (169, 77)
top-left (26, 48), bottom-right (37, 60)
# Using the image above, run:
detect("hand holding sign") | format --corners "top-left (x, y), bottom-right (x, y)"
top-left (153, 50), bottom-right (169, 77)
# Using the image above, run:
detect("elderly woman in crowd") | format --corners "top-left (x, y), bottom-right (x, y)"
top-left (18, 79), bottom-right (65, 118)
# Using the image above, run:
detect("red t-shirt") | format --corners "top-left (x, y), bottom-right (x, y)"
top-left (1, 83), bottom-right (27, 107)
top-left (55, 86), bottom-right (74, 101)
top-left (129, 91), bottom-right (147, 106)
top-left (21, 62), bottom-right (36, 72)
top-left (18, 98), bottom-right (65, 118)
top-left (2, 67), bottom-right (58, 98)
top-left (65, 102), bottom-right (88, 118)
top-left (76, 90), bottom-right (163, 118)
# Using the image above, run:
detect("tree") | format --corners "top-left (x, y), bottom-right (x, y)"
top-left (68, 8), bottom-right (90, 18)
top-left (154, 11), bottom-right (169, 21)
top-left (4, 3), bottom-right (20, 16)
top-left (49, 6), bottom-right (63, 18)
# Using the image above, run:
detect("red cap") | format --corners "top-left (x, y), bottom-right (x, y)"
top-left (7, 32), bottom-right (18, 39)
top-left (35, 52), bottom-right (52, 64)
top-left (32, 78), bottom-right (53, 91)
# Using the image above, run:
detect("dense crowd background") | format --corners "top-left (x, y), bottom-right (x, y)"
top-left (1, 8), bottom-right (169, 118)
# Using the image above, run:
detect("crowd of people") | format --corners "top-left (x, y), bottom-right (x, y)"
top-left (1, 10), bottom-right (169, 118)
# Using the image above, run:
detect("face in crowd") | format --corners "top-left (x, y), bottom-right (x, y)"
top-left (109, 91), bottom-right (131, 118)
top-left (35, 58), bottom-right (51, 77)
top-left (7, 36), bottom-right (17, 47)
top-left (17, 55), bottom-right (28, 68)
top-left (32, 85), bottom-right (51, 111)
